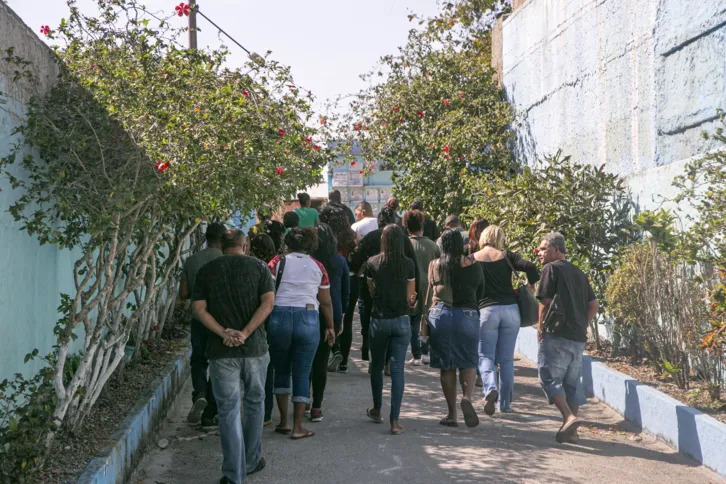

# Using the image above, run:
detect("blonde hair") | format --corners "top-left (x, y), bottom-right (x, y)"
top-left (480, 225), bottom-right (506, 250)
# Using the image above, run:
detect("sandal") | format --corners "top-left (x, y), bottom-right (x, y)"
top-left (274, 426), bottom-right (292, 435)
top-left (291, 429), bottom-right (315, 440)
top-left (460, 398), bottom-right (480, 428)
top-left (556, 418), bottom-right (581, 443)
top-left (366, 408), bottom-right (383, 423)
top-left (484, 390), bottom-right (498, 417)
top-left (439, 417), bottom-right (459, 427)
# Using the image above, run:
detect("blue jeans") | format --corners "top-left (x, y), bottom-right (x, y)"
top-left (267, 306), bottom-right (320, 404)
top-left (209, 354), bottom-right (269, 484)
top-left (538, 333), bottom-right (587, 407)
top-left (409, 314), bottom-right (429, 358)
top-left (369, 315), bottom-right (411, 423)
top-left (478, 304), bottom-right (520, 411)
top-left (428, 304), bottom-right (479, 369)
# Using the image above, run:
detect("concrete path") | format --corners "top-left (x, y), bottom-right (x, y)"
top-left (136, 321), bottom-right (722, 484)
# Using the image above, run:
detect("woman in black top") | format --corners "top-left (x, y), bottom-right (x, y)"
top-left (425, 229), bottom-right (484, 428)
top-left (365, 225), bottom-right (416, 435)
top-left (473, 225), bottom-right (539, 416)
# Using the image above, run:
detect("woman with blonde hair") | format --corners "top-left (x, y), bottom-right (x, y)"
top-left (473, 225), bottom-right (539, 415)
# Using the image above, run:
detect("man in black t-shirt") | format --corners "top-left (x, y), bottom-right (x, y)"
top-left (192, 229), bottom-right (275, 483)
top-left (535, 232), bottom-right (599, 445)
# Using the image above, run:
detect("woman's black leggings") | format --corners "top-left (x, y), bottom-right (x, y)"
top-left (336, 274), bottom-right (359, 365)
top-left (311, 319), bottom-right (331, 408)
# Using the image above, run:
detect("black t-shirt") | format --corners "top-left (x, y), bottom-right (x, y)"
top-left (365, 256), bottom-right (416, 319)
top-left (192, 255), bottom-right (275, 359)
top-left (536, 260), bottom-right (596, 342)
top-left (479, 251), bottom-right (540, 308)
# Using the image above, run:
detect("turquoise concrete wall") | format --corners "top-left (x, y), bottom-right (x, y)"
top-left (502, 0), bottom-right (726, 212)
top-left (0, 3), bottom-right (88, 382)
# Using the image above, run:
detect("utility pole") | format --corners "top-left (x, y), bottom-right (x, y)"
top-left (188, 0), bottom-right (197, 50)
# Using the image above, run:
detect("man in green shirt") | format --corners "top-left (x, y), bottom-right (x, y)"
top-left (403, 210), bottom-right (441, 365)
top-left (293, 192), bottom-right (319, 227)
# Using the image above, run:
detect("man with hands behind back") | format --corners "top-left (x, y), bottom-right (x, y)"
top-left (192, 229), bottom-right (275, 484)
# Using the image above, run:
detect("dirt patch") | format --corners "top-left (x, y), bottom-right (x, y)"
top-left (40, 328), bottom-right (189, 483)
top-left (585, 340), bottom-right (726, 424)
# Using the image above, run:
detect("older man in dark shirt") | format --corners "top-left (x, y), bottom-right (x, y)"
top-left (192, 229), bottom-right (275, 483)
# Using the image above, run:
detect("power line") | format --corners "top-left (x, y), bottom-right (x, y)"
top-left (195, 6), bottom-right (251, 55)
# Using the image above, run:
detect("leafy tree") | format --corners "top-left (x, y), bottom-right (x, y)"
top-left (0, 0), bottom-right (331, 474)
top-left (333, 0), bottom-right (514, 224)
top-left (464, 151), bottom-right (633, 346)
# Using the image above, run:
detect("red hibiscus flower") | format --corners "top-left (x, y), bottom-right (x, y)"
top-left (276, 167), bottom-right (284, 175)
top-left (359, 170), bottom-right (364, 174)
top-left (155, 161), bottom-right (170, 173)
top-left (278, 129), bottom-right (285, 138)
top-left (354, 123), bottom-right (362, 131)
top-left (443, 146), bottom-right (450, 153)
top-left (313, 145), bottom-right (321, 151)
top-left (243, 91), bottom-right (249, 97)
top-left (446, 155), bottom-right (451, 161)
top-left (443, 99), bottom-right (451, 106)
top-left (381, 121), bottom-right (387, 127)
top-left (351, 160), bottom-right (357, 166)
top-left (417, 111), bottom-right (424, 117)
top-left (175, 3), bottom-right (191, 16)
top-left (305, 137), bottom-right (313, 143)
top-left (458, 92), bottom-right (464, 99)
top-left (40, 25), bottom-right (51, 36)
top-left (393, 106), bottom-right (399, 112)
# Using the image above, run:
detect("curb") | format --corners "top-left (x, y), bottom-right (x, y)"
top-left (515, 327), bottom-right (726, 479)
top-left (76, 346), bottom-right (191, 484)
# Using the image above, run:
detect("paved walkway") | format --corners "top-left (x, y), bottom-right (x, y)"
top-left (137, 319), bottom-right (721, 484)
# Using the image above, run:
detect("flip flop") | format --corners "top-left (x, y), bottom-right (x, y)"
top-left (460, 398), bottom-right (480, 428)
top-left (556, 418), bottom-right (582, 443)
top-left (390, 425), bottom-right (404, 435)
top-left (366, 408), bottom-right (383, 423)
top-left (274, 427), bottom-right (292, 435)
top-left (439, 417), bottom-right (459, 427)
top-left (484, 390), bottom-right (498, 417)
top-left (291, 429), bottom-right (315, 440)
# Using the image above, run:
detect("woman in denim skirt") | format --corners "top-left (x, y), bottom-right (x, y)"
top-left (267, 228), bottom-right (335, 440)
top-left (364, 225), bottom-right (417, 435)
top-left (426, 229), bottom-right (485, 428)
top-left (473, 225), bottom-right (539, 416)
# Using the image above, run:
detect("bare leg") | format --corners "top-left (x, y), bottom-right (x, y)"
top-left (276, 394), bottom-right (290, 431)
top-left (292, 401), bottom-right (313, 438)
top-left (459, 368), bottom-right (477, 401)
top-left (440, 369), bottom-right (458, 421)
top-left (552, 394), bottom-right (577, 426)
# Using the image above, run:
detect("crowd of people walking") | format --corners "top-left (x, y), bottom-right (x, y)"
top-left (184, 191), bottom-right (599, 484)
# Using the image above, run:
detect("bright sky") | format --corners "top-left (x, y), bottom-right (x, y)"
top-left (9, 0), bottom-right (441, 110)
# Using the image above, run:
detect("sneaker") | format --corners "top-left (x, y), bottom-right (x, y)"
top-left (264, 418), bottom-right (273, 426)
top-left (200, 416), bottom-right (218, 429)
top-left (411, 358), bottom-right (423, 366)
top-left (310, 408), bottom-right (324, 422)
top-left (337, 364), bottom-right (349, 374)
top-left (422, 354), bottom-right (430, 364)
top-left (305, 402), bottom-right (311, 417)
top-left (248, 457), bottom-right (266, 475)
top-left (187, 397), bottom-right (207, 424)
top-left (328, 352), bottom-right (343, 372)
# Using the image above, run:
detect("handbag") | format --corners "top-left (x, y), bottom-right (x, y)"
top-left (420, 260), bottom-right (436, 338)
top-left (502, 252), bottom-right (539, 327)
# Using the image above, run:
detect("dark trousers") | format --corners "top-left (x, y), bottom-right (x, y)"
top-left (409, 314), bottom-right (430, 359)
top-left (264, 356), bottom-right (274, 421)
top-left (334, 275), bottom-right (359, 365)
top-left (358, 278), bottom-right (373, 361)
top-left (191, 319), bottom-right (218, 419)
top-left (310, 319), bottom-right (331, 408)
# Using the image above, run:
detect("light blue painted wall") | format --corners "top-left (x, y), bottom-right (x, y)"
top-left (502, 0), bottom-right (726, 211)
top-left (0, 3), bottom-right (88, 382)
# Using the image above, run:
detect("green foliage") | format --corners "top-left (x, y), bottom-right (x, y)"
top-left (465, 151), bottom-right (633, 305)
top-left (334, 0), bottom-right (513, 224)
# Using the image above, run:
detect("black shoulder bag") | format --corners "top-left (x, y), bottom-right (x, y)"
top-left (503, 252), bottom-right (539, 327)
top-left (274, 256), bottom-right (286, 292)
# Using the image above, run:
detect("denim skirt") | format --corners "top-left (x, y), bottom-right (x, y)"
top-left (427, 303), bottom-right (479, 370)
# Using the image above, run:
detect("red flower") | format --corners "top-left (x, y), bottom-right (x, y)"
top-left (443, 146), bottom-right (450, 153)
top-left (443, 99), bottom-right (451, 106)
top-left (417, 111), bottom-right (424, 117)
top-left (155, 161), bottom-right (170, 173)
top-left (313, 145), bottom-right (321, 151)
top-left (40, 25), bottom-right (51, 36)
top-left (446, 154), bottom-right (451, 161)
top-left (289, 85), bottom-right (296, 89)
top-left (278, 129), bottom-right (285, 138)
top-left (458, 155), bottom-right (463, 161)
top-left (243, 91), bottom-right (249, 97)
top-left (305, 137), bottom-right (313, 143)
top-left (359, 170), bottom-right (364, 174)
top-left (351, 160), bottom-right (356, 166)
top-left (175, 3), bottom-right (191, 16)
top-left (393, 106), bottom-right (399, 112)
top-left (381, 121), bottom-right (387, 127)
top-left (276, 167), bottom-right (284, 175)
top-left (458, 92), bottom-right (464, 99)
top-left (354, 123), bottom-right (362, 131)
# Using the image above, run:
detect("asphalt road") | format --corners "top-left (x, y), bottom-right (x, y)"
top-left (136, 317), bottom-right (722, 484)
